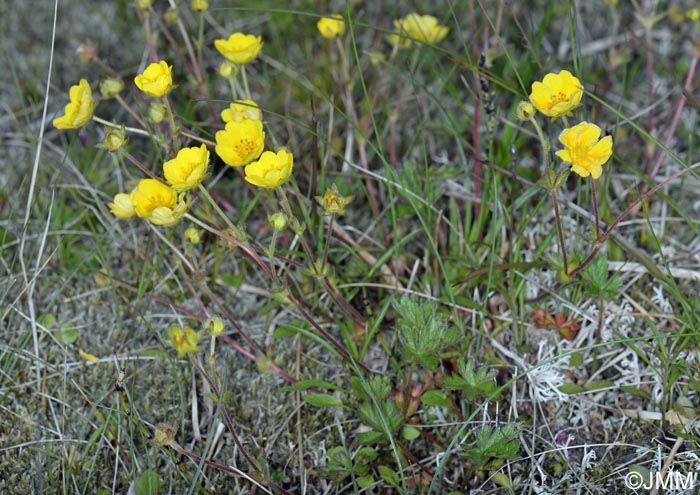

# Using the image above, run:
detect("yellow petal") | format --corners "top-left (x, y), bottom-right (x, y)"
top-left (79, 349), bottom-right (99, 363)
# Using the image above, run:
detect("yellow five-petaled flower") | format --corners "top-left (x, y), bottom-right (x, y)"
top-left (317, 14), bottom-right (346, 39)
top-left (163, 144), bottom-right (209, 192)
top-left (53, 79), bottom-right (93, 129)
top-left (556, 122), bottom-right (613, 180)
top-left (215, 119), bottom-right (265, 167)
top-left (244, 149), bottom-right (294, 189)
top-left (529, 70), bottom-right (583, 118)
top-left (214, 33), bottom-right (263, 65)
top-left (134, 60), bottom-right (173, 98)
top-left (387, 13), bottom-right (449, 48)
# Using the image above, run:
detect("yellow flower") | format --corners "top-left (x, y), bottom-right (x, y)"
top-left (130, 178), bottom-right (187, 226)
top-left (555, 122), bottom-right (613, 180)
top-left (317, 13), bottom-right (346, 39)
top-left (53, 79), bottom-right (93, 129)
top-left (214, 33), bottom-right (263, 65)
top-left (215, 119), bottom-right (265, 167)
top-left (163, 144), bottom-right (209, 192)
top-left (244, 149), bottom-right (293, 189)
top-left (221, 100), bottom-right (262, 123)
top-left (528, 70), bottom-right (583, 118)
top-left (109, 192), bottom-right (136, 219)
top-left (134, 60), bottom-right (173, 98)
top-left (167, 325), bottom-right (202, 357)
top-left (388, 14), bottom-right (449, 48)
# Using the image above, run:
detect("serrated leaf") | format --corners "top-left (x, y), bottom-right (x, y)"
top-left (135, 469), bottom-right (161, 495)
top-left (558, 383), bottom-right (584, 394)
top-left (304, 393), bottom-right (344, 408)
top-left (401, 425), bottom-right (421, 440)
top-left (420, 389), bottom-right (452, 407)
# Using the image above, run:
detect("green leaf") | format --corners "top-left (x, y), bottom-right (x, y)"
top-left (304, 393), bottom-right (344, 408)
top-left (584, 380), bottom-right (614, 391)
top-left (59, 325), bottom-right (78, 345)
top-left (377, 465), bottom-right (400, 488)
top-left (282, 379), bottom-right (349, 393)
top-left (401, 425), bottom-right (421, 440)
top-left (220, 273), bottom-right (243, 288)
top-left (569, 352), bottom-right (583, 367)
top-left (558, 383), bottom-right (585, 394)
top-left (135, 469), bottom-right (161, 495)
top-left (420, 389), bottom-right (452, 407)
top-left (620, 385), bottom-right (651, 400)
top-left (356, 474), bottom-right (375, 489)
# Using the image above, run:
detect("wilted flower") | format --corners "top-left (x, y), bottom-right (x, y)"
top-left (214, 33), bottom-right (263, 64)
top-left (215, 119), bottom-right (265, 167)
top-left (244, 149), bottom-right (293, 189)
top-left (167, 325), bottom-right (202, 357)
top-left (53, 79), bottom-right (93, 129)
top-left (134, 60), bottom-right (173, 98)
top-left (221, 100), bottom-right (262, 123)
top-left (555, 122), bottom-right (613, 180)
top-left (516, 101), bottom-right (535, 121)
top-left (103, 126), bottom-right (127, 152)
top-left (109, 192), bottom-right (136, 219)
top-left (100, 78), bottom-right (123, 98)
top-left (388, 14), bottom-right (449, 48)
top-left (315, 183), bottom-right (354, 215)
top-left (163, 144), bottom-right (209, 191)
top-left (130, 178), bottom-right (187, 226)
top-left (151, 423), bottom-right (176, 447)
top-left (204, 317), bottom-right (224, 336)
top-left (317, 13), bottom-right (346, 39)
top-left (528, 70), bottom-right (583, 118)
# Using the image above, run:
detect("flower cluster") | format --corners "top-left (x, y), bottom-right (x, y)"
top-left (211, 34), bottom-right (294, 188)
top-left (525, 70), bottom-right (613, 179)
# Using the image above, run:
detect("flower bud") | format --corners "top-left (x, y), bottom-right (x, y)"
top-left (135, 0), bottom-right (153, 11)
top-left (219, 62), bottom-right (236, 78)
top-left (191, 0), bottom-right (209, 11)
top-left (151, 423), bottom-right (176, 447)
top-left (516, 101), bottom-right (535, 121)
top-left (77, 44), bottom-right (98, 64)
top-left (164, 7), bottom-right (179, 26)
top-left (268, 212), bottom-right (288, 231)
top-left (148, 102), bottom-right (167, 124)
top-left (184, 226), bottom-right (201, 243)
top-left (100, 78), bottom-right (124, 98)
